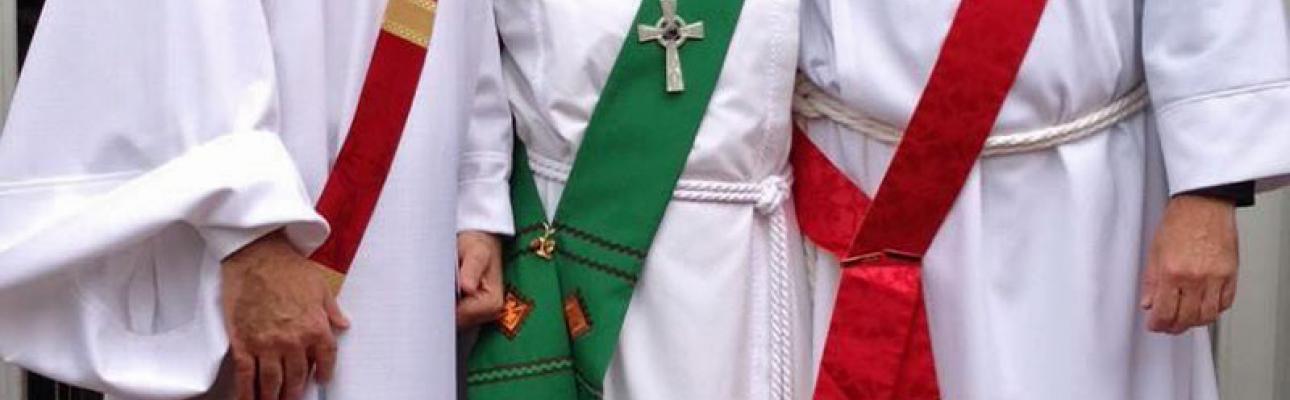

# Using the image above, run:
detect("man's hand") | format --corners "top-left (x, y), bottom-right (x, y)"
top-left (457, 231), bottom-right (505, 328)
top-left (221, 232), bottom-right (350, 400)
top-left (1142, 195), bottom-right (1239, 335)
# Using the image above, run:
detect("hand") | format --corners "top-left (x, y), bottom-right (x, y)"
top-left (1141, 195), bottom-right (1239, 335)
top-left (221, 232), bottom-right (350, 400)
top-left (457, 231), bottom-right (505, 328)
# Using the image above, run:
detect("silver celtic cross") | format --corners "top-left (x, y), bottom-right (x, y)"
top-left (637, 0), bottom-right (704, 93)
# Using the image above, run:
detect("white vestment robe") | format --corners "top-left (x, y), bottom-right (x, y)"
top-left (0, 0), bottom-right (511, 399)
top-left (473, 0), bottom-right (811, 398)
top-left (801, 1), bottom-right (1290, 399)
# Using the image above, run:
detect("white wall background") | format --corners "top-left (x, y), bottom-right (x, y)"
top-left (0, 0), bottom-right (22, 398)
top-left (0, 0), bottom-right (14, 126)
top-left (0, 1), bottom-right (23, 397)
top-left (1218, 190), bottom-right (1290, 399)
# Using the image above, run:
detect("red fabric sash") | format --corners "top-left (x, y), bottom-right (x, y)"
top-left (794, 1), bottom-right (1048, 398)
top-left (309, 12), bottom-right (434, 275)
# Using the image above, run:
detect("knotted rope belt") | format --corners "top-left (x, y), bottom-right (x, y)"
top-left (793, 76), bottom-right (1149, 156)
top-left (527, 152), bottom-right (798, 399)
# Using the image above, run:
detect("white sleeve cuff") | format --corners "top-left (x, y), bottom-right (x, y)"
top-left (0, 131), bottom-right (327, 400)
top-left (186, 132), bottom-right (330, 259)
top-left (457, 178), bottom-right (514, 236)
top-left (1156, 80), bottom-right (1290, 195)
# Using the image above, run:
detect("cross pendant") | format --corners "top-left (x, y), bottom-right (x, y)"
top-left (637, 0), bottom-right (705, 93)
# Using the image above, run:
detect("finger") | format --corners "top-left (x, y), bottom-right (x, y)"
top-left (1171, 284), bottom-right (1203, 334)
top-left (484, 251), bottom-right (504, 293)
top-left (457, 297), bottom-right (488, 327)
top-left (231, 348), bottom-right (256, 400)
top-left (1220, 278), bottom-right (1238, 311)
top-left (458, 249), bottom-right (489, 295)
top-left (324, 295), bottom-right (350, 330)
top-left (1147, 284), bottom-right (1180, 333)
top-left (280, 346), bottom-right (309, 400)
top-left (258, 354), bottom-right (285, 400)
top-left (1198, 279), bottom-right (1223, 325)
top-left (457, 295), bottom-right (502, 328)
top-left (1140, 269), bottom-right (1158, 310)
top-left (1141, 253), bottom-right (1161, 310)
top-left (311, 332), bottom-right (339, 383)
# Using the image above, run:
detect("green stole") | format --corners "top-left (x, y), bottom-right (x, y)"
top-left (466, 0), bottom-right (745, 398)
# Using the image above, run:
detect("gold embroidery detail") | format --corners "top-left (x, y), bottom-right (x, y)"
top-left (405, 0), bottom-right (437, 11)
top-left (529, 222), bottom-right (557, 260)
top-left (498, 290), bottom-right (534, 340)
top-left (563, 293), bottom-right (592, 339)
top-left (381, 0), bottom-right (436, 47)
top-left (312, 263), bottom-right (347, 297)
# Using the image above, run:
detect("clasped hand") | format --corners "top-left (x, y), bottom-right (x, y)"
top-left (1141, 195), bottom-right (1240, 335)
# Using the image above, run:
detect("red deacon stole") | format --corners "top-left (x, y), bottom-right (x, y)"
top-left (309, 0), bottom-right (437, 290)
top-left (793, 0), bottom-right (1048, 398)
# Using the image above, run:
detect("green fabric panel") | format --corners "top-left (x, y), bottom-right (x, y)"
top-left (469, 149), bottom-right (578, 399)
top-left (468, 0), bottom-right (745, 397)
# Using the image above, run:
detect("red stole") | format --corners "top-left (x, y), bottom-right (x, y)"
top-left (310, 0), bottom-right (437, 281)
top-left (793, 0), bottom-right (1049, 398)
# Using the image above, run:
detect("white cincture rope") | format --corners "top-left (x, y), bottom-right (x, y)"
top-left (527, 153), bottom-right (795, 399)
top-left (792, 75), bottom-right (1150, 156)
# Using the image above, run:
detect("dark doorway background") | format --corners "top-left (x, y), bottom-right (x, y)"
top-left (17, 0), bottom-right (43, 69)
top-left (15, 0), bottom-right (102, 399)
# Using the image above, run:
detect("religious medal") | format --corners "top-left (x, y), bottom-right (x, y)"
top-left (529, 222), bottom-right (557, 260)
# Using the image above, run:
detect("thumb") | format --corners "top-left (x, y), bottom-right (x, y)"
top-left (325, 294), bottom-right (351, 330)
top-left (459, 250), bottom-right (487, 295)
top-left (1141, 254), bottom-right (1160, 310)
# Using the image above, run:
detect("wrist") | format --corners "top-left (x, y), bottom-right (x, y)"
top-left (1169, 193), bottom-right (1238, 211)
top-left (1176, 181), bottom-right (1255, 207)
top-left (222, 230), bottom-right (298, 265)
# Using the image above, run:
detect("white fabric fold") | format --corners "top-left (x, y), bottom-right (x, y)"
top-left (0, 131), bottom-right (326, 400)
top-left (0, 0), bottom-right (496, 397)
top-left (457, 0), bottom-right (515, 236)
top-left (1143, 0), bottom-right (1290, 193)
top-left (1155, 81), bottom-right (1290, 194)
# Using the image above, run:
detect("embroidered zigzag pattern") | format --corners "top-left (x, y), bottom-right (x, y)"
top-left (555, 222), bottom-right (648, 260)
top-left (556, 249), bottom-right (639, 284)
top-left (467, 357), bottom-right (575, 386)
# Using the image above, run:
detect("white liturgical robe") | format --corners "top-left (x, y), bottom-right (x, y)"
top-left (476, 0), bottom-right (811, 398)
top-left (0, 0), bottom-right (512, 399)
top-left (801, 1), bottom-right (1290, 399)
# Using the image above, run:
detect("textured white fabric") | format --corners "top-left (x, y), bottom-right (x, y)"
top-left (0, 0), bottom-right (507, 398)
top-left (486, 0), bottom-right (809, 398)
top-left (800, 1), bottom-right (1290, 399)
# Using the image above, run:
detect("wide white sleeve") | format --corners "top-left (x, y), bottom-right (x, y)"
top-left (456, 0), bottom-right (515, 236)
top-left (0, 0), bottom-right (326, 398)
top-left (1144, 0), bottom-right (1290, 194)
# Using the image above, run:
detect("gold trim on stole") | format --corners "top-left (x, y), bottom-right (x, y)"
top-left (312, 263), bottom-right (348, 297)
top-left (382, 0), bottom-right (437, 48)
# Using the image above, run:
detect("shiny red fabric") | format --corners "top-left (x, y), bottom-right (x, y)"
top-left (790, 129), bottom-right (869, 258)
top-left (794, 134), bottom-right (941, 400)
top-left (795, 0), bottom-right (1048, 398)
top-left (848, 0), bottom-right (1049, 259)
top-left (310, 31), bottom-right (429, 274)
top-left (815, 263), bottom-right (938, 400)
